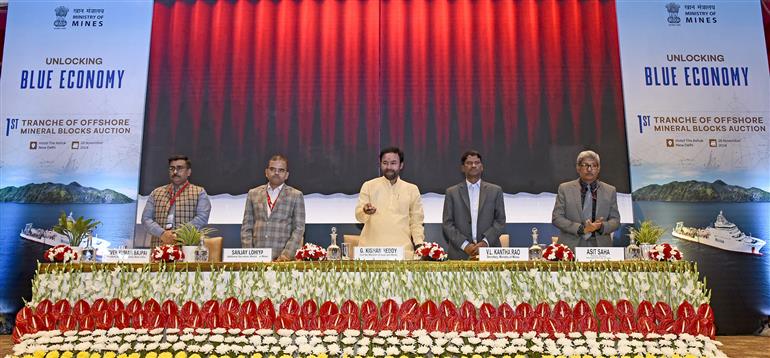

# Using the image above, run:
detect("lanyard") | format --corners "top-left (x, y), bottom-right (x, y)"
top-left (168, 181), bottom-right (190, 208)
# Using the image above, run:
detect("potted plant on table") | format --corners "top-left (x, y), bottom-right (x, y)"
top-left (52, 212), bottom-right (100, 261)
top-left (628, 219), bottom-right (665, 260)
top-left (174, 223), bottom-right (216, 262)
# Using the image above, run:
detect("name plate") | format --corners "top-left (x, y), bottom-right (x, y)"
top-left (354, 247), bottom-right (404, 261)
top-left (479, 247), bottom-right (529, 261)
top-left (223, 248), bottom-right (272, 263)
top-left (576, 247), bottom-right (625, 262)
top-left (102, 249), bottom-right (151, 263)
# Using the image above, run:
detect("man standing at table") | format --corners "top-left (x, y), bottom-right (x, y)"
top-left (551, 150), bottom-right (620, 249)
top-left (240, 154), bottom-right (305, 261)
top-left (442, 150), bottom-right (506, 260)
top-left (142, 155), bottom-right (211, 247)
top-left (355, 147), bottom-right (425, 257)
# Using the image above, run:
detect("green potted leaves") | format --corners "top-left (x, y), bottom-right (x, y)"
top-left (628, 220), bottom-right (666, 259)
top-left (174, 223), bottom-right (216, 262)
top-left (53, 212), bottom-right (101, 247)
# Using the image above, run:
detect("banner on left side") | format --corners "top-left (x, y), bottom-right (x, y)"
top-left (0, 0), bottom-right (153, 314)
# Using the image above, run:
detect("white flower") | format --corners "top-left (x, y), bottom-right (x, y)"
top-left (341, 336), bottom-right (357, 345)
top-left (257, 328), bottom-right (274, 336)
top-left (395, 329), bottom-right (410, 337)
top-left (284, 344), bottom-right (300, 354)
top-left (172, 342), bottom-right (186, 351)
top-left (186, 344), bottom-right (200, 353)
top-left (342, 346), bottom-right (355, 356)
top-left (416, 345), bottom-right (430, 354)
top-left (417, 335), bottom-right (433, 346)
top-left (356, 345), bottom-right (369, 355)
top-left (132, 342), bottom-right (146, 351)
top-left (242, 328), bottom-right (256, 335)
top-left (371, 346), bottom-right (386, 356)
top-left (378, 330), bottom-right (393, 337)
top-left (200, 343), bottom-right (215, 354)
top-left (193, 335), bottom-right (207, 343)
top-left (117, 343), bottom-right (131, 353)
top-left (195, 328), bottom-right (211, 334)
top-left (210, 334), bottom-right (225, 343)
top-left (145, 342), bottom-right (159, 351)
top-left (372, 337), bottom-right (386, 345)
top-left (343, 329), bottom-right (360, 337)
top-left (263, 336), bottom-right (278, 345)
top-left (362, 329), bottom-right (376, 336)
top-left (327, 343), bottom-right (341, 355)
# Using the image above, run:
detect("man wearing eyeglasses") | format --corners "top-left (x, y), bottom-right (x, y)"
top-left (142, 155), bottom-right (211, 247)
top-left (552, 150), bottom-right (620, 249)
top-left (240, 154), bottom-right (305, 261)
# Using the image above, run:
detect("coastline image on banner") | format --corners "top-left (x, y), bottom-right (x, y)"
top-left (616, 0), bottom-right (770, 334)
top-left (0, 0), bottom-right (153, 324)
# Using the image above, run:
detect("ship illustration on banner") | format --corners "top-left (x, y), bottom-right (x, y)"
top-left (673, 211), bottom-right (765, 255)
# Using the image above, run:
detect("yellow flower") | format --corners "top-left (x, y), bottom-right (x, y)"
top-left (61, 352), bottom-right (74, 358)
top-left (46, 351), bottom-right (61, 358)
top-left (128, 353), bottom-right (141, 358)
top-left (33, 351), bottom-right (46, 358)
top-left (89, 353), bottom-right (101, 358)
top-left (159, 353), bottom-right (173, 358)
top-left (146, 352), bottom-right (158, 358)
top-left (76, 352), bottom-right (89, 358)
top-left (174, 353), bottom-right (187, 358)
top-left (190, 354), bottom-right (202, 358)
top-left (117, 354), bottom-right (128, 358)
top-left (208, 355), bottom-right (218, 358)
top-left (103, 353), bottom-right (116, 358)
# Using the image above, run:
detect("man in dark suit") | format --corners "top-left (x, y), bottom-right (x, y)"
top-left (552, 150), bottom-right (620, 249)
top-left (442, 150), bottom-right (506, 260)
top-left (240, 154), bottom-right (306, 261)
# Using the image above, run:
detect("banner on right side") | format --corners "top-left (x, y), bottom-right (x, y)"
top-left (616, 1), bottom-right (770, 334)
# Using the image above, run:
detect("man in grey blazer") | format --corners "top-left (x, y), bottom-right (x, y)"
top-left (240, 154), bottom-right (306, 261)
top-left (442, 150), bottom-right (506, 260)
top-left (552, 150), bottom-right (620, 250)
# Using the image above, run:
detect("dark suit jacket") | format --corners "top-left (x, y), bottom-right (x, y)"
top-left (551, 179), bottom-right (620, 249)
top-left (442, 180), bottom-right (506, 259)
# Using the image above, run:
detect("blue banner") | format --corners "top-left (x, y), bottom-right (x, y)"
top-left (0, 0), bottom-right (153, 319)
top-left (616, 0), bottom-right (770, 334)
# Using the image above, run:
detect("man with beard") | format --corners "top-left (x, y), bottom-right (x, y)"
top-left (240, 154), bottom-right (305, 261)
top-left (355, 147), bottom-right (425, 257)
top-left (552, 150), bottom-right (620, 249)
top-left (442, 150), bottom-right (506, 260)
top-left (142, 155), bottom-right (211, 247)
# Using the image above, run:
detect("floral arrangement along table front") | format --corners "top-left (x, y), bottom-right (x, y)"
top-left (12, 261), bottom-right (724, 358)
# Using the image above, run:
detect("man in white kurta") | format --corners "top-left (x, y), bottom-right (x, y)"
top-left (355, 147), bottom-right (425, 256)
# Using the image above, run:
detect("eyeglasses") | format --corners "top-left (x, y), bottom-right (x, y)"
top-left (579, 163), bottom-right (599, 170)
top-left (168, 166), bottom-right (188, 172)
top-left (268, 167), bottom-right (287, 173)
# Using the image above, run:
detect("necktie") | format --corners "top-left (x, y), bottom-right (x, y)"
top-left (582, 185), bottom-right (593, 239)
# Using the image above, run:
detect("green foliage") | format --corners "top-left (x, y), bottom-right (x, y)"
top-left (629, 220), bottom-right (666, 244)
top-left (52, 212), bottom-right (101, 246)
top-left (174, 222), bottom-right (217, 246)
